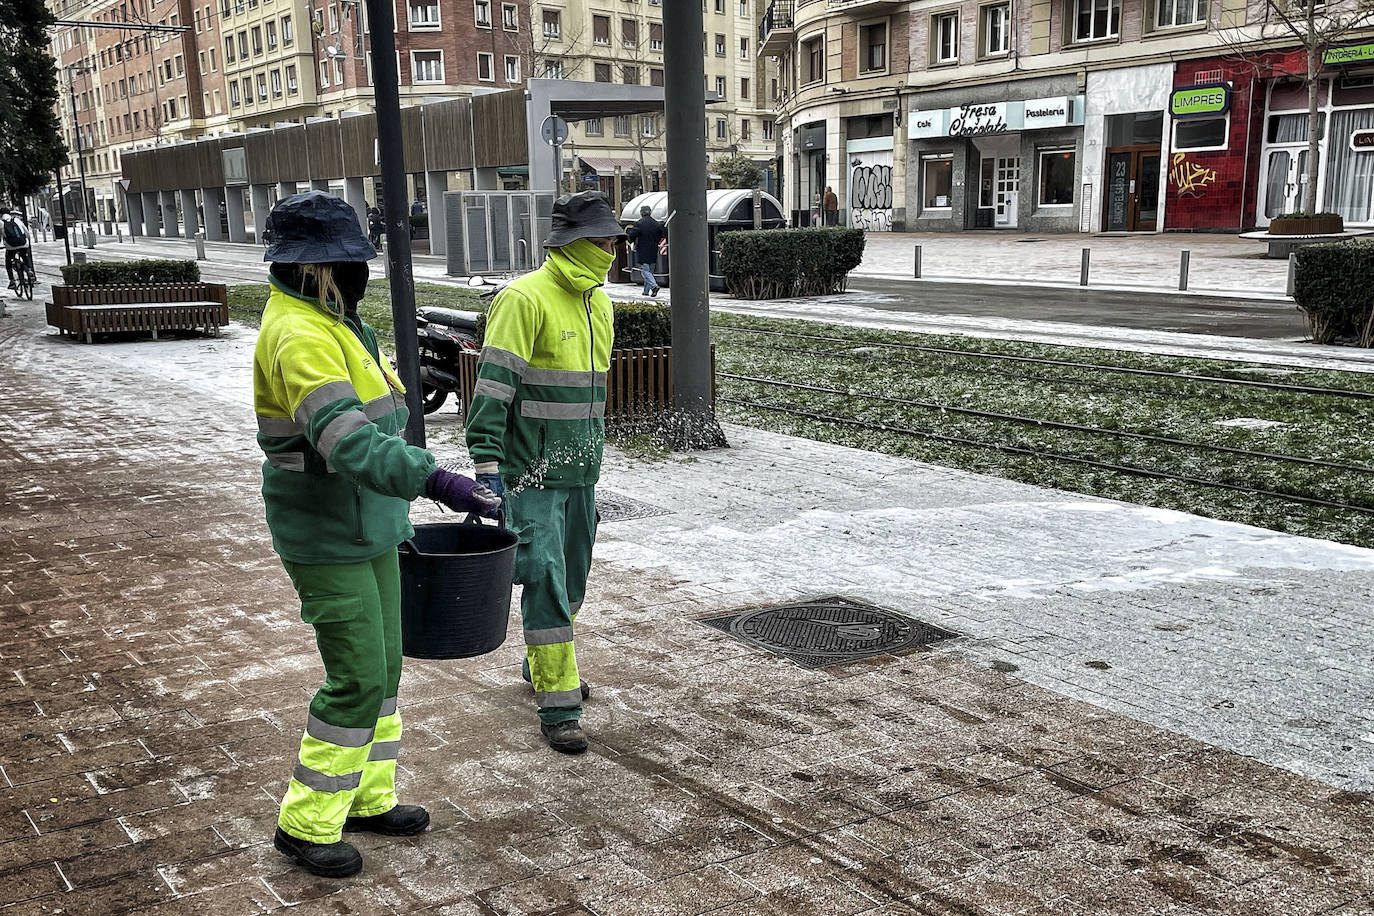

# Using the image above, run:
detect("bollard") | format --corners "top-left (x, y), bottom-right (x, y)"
top-left (914, 244), bottom-right (922, 279)
top-left (1178, 250), bottom-right (1190, 291)
top-left (382, 237), bottom-right (389, 278)
top-left (194, 230), bottom-right (206, 261)
top-left (116, 223), bottom-right (123, 243)
top-left (1287, 252), bottom-right (1297, 297)
top-left (1080, 248), bottom-right (1090, 287)
top-left (84, 226), bottom-right (96, 249)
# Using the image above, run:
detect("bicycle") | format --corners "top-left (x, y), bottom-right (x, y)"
top-left (8, 247), bottom-right (34, 301)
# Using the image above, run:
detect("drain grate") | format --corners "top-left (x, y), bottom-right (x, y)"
top-left (700, 596), bottom-right (959, 668)
top-left (595, 490), bottom-right (670, 523)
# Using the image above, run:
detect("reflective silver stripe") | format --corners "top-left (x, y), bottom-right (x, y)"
top-left (292, 763), bottom-right (363, 793)
top-left (317, 410), bottom-right (370, 462)
top-left (368, 740), bottom-right (400, 761)
top-left (535, 688), bottom-right (584, 709)
top-left (568, 600), bottom-right (583, 615)
top-left (521, 400), bottom-right (606, 420)
top-left (473, 378), bottom-right (516, 404)
top-left (524, 625), bottom-right (574, 646)
top-left (379, 696), bottom-right (398, 717)
top-left (480, 346), bottom-right (528, 376)
top-left (257, 415), bottom-right (299, 436)
top-left (294, 380), bottom-right (360, 427)
top-left (362, 395), bottom-right (396, 420)
top-left (306, 713), bottom-right (375, 748)
top-left (266, 452), bottom-right (306, 471)
top-left (523, 368), bottom-right (607, 388)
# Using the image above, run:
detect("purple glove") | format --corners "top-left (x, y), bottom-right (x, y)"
top-left (424, 469), bottom-right (502, 517)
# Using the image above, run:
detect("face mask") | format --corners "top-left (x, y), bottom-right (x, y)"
top-left (553, 238), bottom-right (615, 287)
top-left (332, 261), bottom-right (370, 306)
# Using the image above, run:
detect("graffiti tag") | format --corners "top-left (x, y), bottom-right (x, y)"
top-left (1170, 152), bottom-right (1218, 198)
top-left (850, 163), bottom-right (893, 231)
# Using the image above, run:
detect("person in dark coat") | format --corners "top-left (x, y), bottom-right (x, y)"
top-left (625, 205), bottom-right (662, 297)
top-left (822, 186), bottom-right (839, 226)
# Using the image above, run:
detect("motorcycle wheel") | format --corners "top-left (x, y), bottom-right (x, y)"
top-left (421, 384), bottom-right (448, 414)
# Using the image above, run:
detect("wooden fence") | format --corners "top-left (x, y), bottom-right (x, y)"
top-left (47, 283), bottom-right (230, 343)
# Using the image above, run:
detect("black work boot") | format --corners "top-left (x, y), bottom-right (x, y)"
top-left (541, 720), bottom-right (588, 754)
top-left (273, 827), bottom-right (363, 878)
top-left (344, 804), bottom-right (430, 837)
top-left (521, 659), bottom-right (591, 699)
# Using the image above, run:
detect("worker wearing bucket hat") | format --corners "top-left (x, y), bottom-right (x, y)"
top-left (253, 191), bottom-right (500, 877)
top-left (465, 190), bottom-right (625, 754)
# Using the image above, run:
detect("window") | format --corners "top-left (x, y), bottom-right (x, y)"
top-left (241, 76), bottom-right (252, 101)
top-left (286, 63), bottom-right (297, 93)
top-left (641, 114), bottom-right (656, 136)
top-left (715, 118), bottom-right (727, 139)
top-left (714, 0), bottom-right (724, 10)
top-left (931, 12), bottom-right (958, 63)
top-left (504, 54), bottom-right (519, 81)
top-left (803, 36), bottom-right (823, 83)
top-left (1155, 0), bottom-right (1206, 27)
top-left (475, 0), bottom-right (491, 27)
top-left (740, 0), bottom-right (747, 14)
top-left (543, 59), bottom-right (563, 78)
top-left (409, 0), bottom-right (439, 28)
top-left (623, 64), bottom-right (639, 84)
top-left (281, 14), bottom-right (293, 45)
top-left (740, 77), bottom-right (750, 98)
top-left (593, 14), bottom-right (609, 43)
top-left (740, 118), bottom-right (750, 140)
top-left (229, 81), bottom-right (240, 105)
top-left (715, 75), bottom-right (726, 98)
top-left (328, 4), bottom-right (338, 31)
top-left (237, 31), bottom-right (248, 58)
top-left (251, 26), bottom-right (262, 54)
top-left (256, 72), bottom-right (267, 100)
top-left (175, 52), bottom-right (185, 74)
top-left (1174, 116), bottom-right (1228, 150)
top-left (739, 36), bottom-right (748, 58)
top-left (411, 50), bottom-right (442, 82)
top-left (1037, 149), bottom-right (1075, 205)
top-left (651, 67), bottom-right (664, 86)
top-left (270, 67), bottom-right (282, 97)
top-left (860, 21), bottom-right (886, 72)
top-left (585, 117), bottom-right (603, 136)
top-left (714, 33), bottom-right (725, 55)
top-left (502, 3), bottom-right (517, 29)
top-left (763, 119), bottom-right (773, 140)
top-left (980, 3), bottom-right (1010, 56)
top-left (594, 61), bottom-right (611, 81)
top-left (622, 17), bottom-right (637, 46)
top-left (922, 155), bottom-right (953, 209)
top-left (650, 21), bottom-right (663, 50)
top-left (542, 9), bottom-right (560, 37)
top-left (1073, 0), bottom-right (1120, 41)
top-left (266, 20), bottom-right (277, 49)
top-left (614, 115), bottom-right (630, 136)
top-left (477, 51), bottom-right (493, 80)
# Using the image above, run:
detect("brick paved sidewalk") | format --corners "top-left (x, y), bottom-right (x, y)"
top-left (1, 304), bottom-right (1372, 914)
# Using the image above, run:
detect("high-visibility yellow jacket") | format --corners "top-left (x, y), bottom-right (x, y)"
top-left (465, 247), bottom-right (613, 489)
top-left (253, 278), bottom-right (435, 563)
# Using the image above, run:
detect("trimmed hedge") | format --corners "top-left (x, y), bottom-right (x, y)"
top-left (719, 228), bottom-right (866, 300)
top-left (475, 297), bottom-right (670, 349)
top-left (1293, 240), bottom-right (1374, 346)
top-left (60, 258), bottom-right (200, 286)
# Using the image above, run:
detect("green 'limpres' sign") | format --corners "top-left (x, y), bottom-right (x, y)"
top-left (1324, 43), bottom-right (1374, 66)
top-left (1170, 85), bottom-right (1230, 118)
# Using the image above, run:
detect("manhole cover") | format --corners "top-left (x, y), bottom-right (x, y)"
top-left (700, 596), bottom-right (958, 668)
top-left (595, 490), bottom-right (670, 522)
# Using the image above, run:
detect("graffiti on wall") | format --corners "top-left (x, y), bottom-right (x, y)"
top-left (850, 160), bottom-right (893, 231)
top-left (1170, 152), bottom-right (1219, 197)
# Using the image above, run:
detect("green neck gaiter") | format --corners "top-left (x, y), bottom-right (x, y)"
top-left (548, 238), bottom-right (615, 292)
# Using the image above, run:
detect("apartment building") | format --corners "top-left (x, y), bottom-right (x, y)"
top-left (760, 0), bottom-right (1374, 233)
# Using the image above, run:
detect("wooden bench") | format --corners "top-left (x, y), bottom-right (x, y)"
top-left (47, 283), bottom-right (230, 343)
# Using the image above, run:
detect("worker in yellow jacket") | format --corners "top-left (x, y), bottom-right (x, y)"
top-left (253, 191), bottom-right (499, 877)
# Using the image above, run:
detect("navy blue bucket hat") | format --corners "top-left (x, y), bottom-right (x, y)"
top-left (544, 191), bottom-right (627, 248)
top-left (264, 190), bottom-right (377, 263)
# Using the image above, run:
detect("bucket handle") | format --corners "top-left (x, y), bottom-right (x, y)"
top-left (400, 510), bottom-right (505, 557)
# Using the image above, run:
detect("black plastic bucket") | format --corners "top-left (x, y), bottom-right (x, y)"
top-left (398, 516), bottom-right (517, 659)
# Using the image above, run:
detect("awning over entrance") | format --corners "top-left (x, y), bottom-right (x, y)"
top-left (580, 156), bottom-right (640, 174)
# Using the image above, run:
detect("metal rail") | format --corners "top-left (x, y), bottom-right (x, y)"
top-left (719, 396), bottom-right (1374, 516)
top-left (718, 372), bottom-right (1374, 476)
top-left (726, 324), bottom-right (1374, 401)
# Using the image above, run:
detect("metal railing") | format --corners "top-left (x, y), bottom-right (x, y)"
top-left (758, 0), bottom-right (794, 47)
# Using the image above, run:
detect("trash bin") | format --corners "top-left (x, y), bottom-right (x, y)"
top-left (620, 189), bottom-right (786, 292)
top-left (397, 515), bottom-right (517, 659)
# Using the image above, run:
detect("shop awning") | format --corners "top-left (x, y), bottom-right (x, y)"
top-left (580, 156), bottom-right (640, 175)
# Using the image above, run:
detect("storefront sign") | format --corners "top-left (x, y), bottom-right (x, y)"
top-left (1324, 43), bottom-right (1374, 66)
top-left (1022, 97), bottom-right (1072, 130)
top-left (1170, 85), bottom-right (1230, 118)
top-left (907, 109), bottom-right (947, 139)
top-left (949, 103), bottom-right (1009, 137)
top-left (1351, 129), bottom-right (1374, 151)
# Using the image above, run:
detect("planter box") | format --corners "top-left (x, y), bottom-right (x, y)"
top-left (457, 345), bottom-right (715, 420)
top-left (1269, 215), bottom-right (1344, 236)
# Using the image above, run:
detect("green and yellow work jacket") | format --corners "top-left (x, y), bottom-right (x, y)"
top-left (253, 278), bottom-right (435, 564)
top-left (466, 246), bottom-right (614, 489)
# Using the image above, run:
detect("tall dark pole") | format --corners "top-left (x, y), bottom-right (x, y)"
top-left (362, 0), bottom-right (424, 446)
top-left (66, 67), bottom-right (92, 237)
top-left (57, 168), bottom-right (72, 266)
top-left (663, 0), bottom-right (725, 448)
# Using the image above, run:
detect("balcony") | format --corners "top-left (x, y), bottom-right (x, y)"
top-left (825, 0), bottom-right (902, 10)
top-left (758, 0), bottom-right (794, 57)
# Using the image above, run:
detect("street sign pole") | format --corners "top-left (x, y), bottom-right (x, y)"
top-left (363, 0), bottom-right (424, 447)
top-left (541, 116), bottom-right (569, 195)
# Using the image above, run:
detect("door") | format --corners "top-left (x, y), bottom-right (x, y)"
top-left (995, 157), bottom-right (1020, 228)
top-left (1262, 149), bottom-right (1308, 221)
top-left (1104, 147), bottom-right (1161, 231)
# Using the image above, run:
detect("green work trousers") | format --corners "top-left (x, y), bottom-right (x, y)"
top-left (507, 484), bottom-right (597, 726)
top-left (276, 548), bottom-right (404, 844)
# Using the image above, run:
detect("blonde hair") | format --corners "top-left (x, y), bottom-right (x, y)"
top-left (300, 264), bottom-right (344, 317)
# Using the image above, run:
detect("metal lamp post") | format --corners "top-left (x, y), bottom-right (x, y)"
top-left (65, 65), bottom-right (94, 245)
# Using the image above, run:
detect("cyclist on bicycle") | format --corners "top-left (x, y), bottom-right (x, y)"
top-left (2, 207), bottom-right (33, 292)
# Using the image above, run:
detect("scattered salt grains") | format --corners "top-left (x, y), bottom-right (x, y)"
top-left (1213, 417), bottom-right (1288, 429)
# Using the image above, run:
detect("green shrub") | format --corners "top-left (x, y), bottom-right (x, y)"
top-left (1293, 240), bottom-right (1374, 345)
top-left (475, 296), bottom-right (670, 349)
top-left (60, 258), bottom-right (200, 286)
top-left (719, 228), bottom-right (866, 299)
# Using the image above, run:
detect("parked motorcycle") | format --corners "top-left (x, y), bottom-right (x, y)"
top-left (414, 306), bottom-right (480, 413)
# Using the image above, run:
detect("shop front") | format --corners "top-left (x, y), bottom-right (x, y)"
top-left (906, 78), bottom-right (1085, 233)
top-left (1163, 57), bottom-right (1261, 232)
top-left (1083, 64), bottom-right (1173, 233)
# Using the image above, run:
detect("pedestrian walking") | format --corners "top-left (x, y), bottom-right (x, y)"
top-left (252, 191), bottom-right (500, 878)
top-left (822, 186), bottom-right (839, 226)
top-left (465, 190), bottom-right (624, 754)
top-left (626, 205), bottom-right (663, 297)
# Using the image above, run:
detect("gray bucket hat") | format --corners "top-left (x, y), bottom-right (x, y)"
top-left (543, 191), bottom-right (627, 249)
top-left (264, 191), bottom-right (377, 263)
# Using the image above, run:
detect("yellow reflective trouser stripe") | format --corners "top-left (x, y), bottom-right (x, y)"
top-left (352, 710), bottom-right (401, 818)
top-left (528, 641), bottom-right (581, 709)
